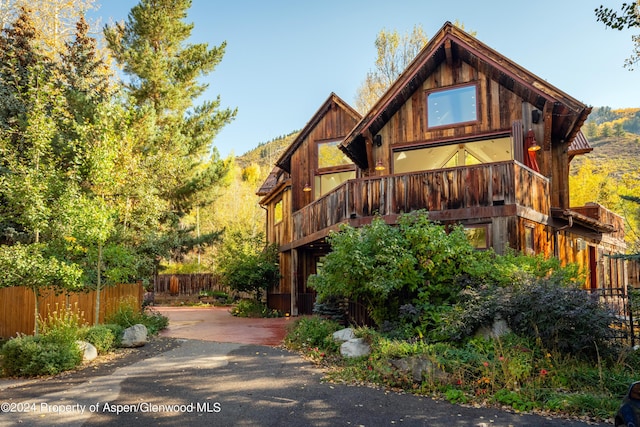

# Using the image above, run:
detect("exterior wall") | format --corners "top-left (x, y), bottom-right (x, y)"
top-left (291, 105), bottom-right (361, 212)
top-left (377, 61), bottom-right (521, 154)
top-left (264, 186), bottom-right (292, 247)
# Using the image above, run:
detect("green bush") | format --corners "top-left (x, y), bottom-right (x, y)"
top-left (38, 303), bottom-right (85, 344)
top-left (1, 335), bottom-right (82, 377)
top-left (80, 324), bottom-right (120, 354)
top-left (230, 299), bottom-right (280, 318)
top-left (284, 316), bottom-right (342, 353)
top-left (106, 297), bottom-right (169, 335)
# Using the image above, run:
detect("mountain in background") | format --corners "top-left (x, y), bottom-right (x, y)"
top-left (236, 130), bottom-right (299, 175)
top-left (573, 107), bottom-right (640, 176)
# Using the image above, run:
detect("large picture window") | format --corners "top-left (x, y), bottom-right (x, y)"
top-left (393, 137), bottom-right (512, 174)
top-left (427, 84), bottom-right (477, 128)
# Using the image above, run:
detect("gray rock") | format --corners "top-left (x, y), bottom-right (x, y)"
top-left (121, 324), bottom-right (148, 348)
top-left (390, 356), bottom-right (450, 383)
top-left (333, 328), bottom-right (356, 342)
top-left (340, 338), bottom-right (370, 358)
top-left (76, 340), bottom-right (98, 361)
top-left (475, 315), bottom-right (511, 340)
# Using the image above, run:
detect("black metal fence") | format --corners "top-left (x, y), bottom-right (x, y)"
top-left (587, 286), bottom-right (640, 348)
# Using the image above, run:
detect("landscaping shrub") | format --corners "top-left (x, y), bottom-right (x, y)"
top-left (1, 335), bottom-right (81, 377)
top-left (284, 316), bottom-right (341, 353)
top-left (0, 304), bottom-right (87, 377)
top-left (106, 297), bottom-right (169, 335)
top-left (80, 324), bottom-right (120, 354)
top-left (38, 303), bottom-right (85, 344)
top-left (506, 279), bottom-right (620, 359)
top-left (230, 299), bottom-right (280, 318)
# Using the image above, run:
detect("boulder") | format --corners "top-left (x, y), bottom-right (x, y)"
top-left (76, 340), bottom-right (98, 361)
top-left (340, 338), bottom-right (370, 358)
top-left (333, 328), bottom-right (356, 342)
top-left (121, 324), bottom-right (148, 348)
top-left (390, 356), bottom-right (450, 383)
top-left (475, 315), bottom-right (511, 340)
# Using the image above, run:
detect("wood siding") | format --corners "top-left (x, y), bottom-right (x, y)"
top-left (378, 61), bottom-right (521, 148)
top-left (0, 283), bottom-right (143, 338)
top-left (291, 105), bottom-right (361, 212)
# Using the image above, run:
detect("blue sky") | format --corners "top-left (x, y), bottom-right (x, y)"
top-left (90, 1), bottom-right (640, 158)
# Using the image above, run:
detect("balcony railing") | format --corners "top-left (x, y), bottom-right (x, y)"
top-left (292, 161), bottom-right (550, 241)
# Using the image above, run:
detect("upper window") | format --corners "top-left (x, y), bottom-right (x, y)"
top-left (318, 140), bottom-right (352, 169)
top-left (427, 84), bottom-right (477, 128)
top-left (315, 140), bottom-right (355, 198)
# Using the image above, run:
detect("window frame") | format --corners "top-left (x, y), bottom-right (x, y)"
top-left (426, 83), bottom-right (479, 129)
top-left (316, 139), bottom-right (354, 173)
top-left (273, 198), bottom-right (283, 225)
top-left (464, 224), bottom-right (490, 250)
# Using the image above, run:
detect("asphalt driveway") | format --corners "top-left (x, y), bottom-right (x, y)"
top-left (0, 307), bottom-right (610, 426)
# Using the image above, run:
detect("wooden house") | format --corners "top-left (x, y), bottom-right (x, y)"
top-left (258, 22), bottom-right (627, 316)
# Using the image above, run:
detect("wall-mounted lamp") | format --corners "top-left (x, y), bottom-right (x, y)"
top-left (531, 109), bottom-right (541, 124)
top-left (528, 141), bottom-right (541, 152)
top-left (374, 134), bottom-right (382, 147)
top-left (375, 160), bottom-right (386, 171)
top-left (302, 183), bottom-right (312, 192)
top-left (526, 129), bottom-right (541, 152)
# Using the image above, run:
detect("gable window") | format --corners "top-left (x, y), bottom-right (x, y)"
top-left (393, 137), bottom-right (512, 173)
top-left (427, 84), bottom-right (477, 128)
top-left (318, 140), bottom-right (352, 168)
top-left (315, 140), bottom-right (355, 198)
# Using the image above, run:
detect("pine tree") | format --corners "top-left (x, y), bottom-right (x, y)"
top-left (103, 0), bottom-right (235, 271)
top-left (57, 14), bottom-right (113, 183)
top-left (104, 0), bottom-right (236, 213)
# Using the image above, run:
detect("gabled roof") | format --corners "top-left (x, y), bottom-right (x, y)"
top-left (275, 92), bottom-right (362, 173)
top-left (341, 22), bottom-right (592, 169)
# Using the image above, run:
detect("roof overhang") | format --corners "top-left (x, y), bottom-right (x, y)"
top-left (551, 207), bottom-right (617, 234)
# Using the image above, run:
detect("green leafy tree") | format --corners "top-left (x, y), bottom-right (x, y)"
top-left (0, 7), bottom-right (66, 244)
top-left (355, 22), bottom-right (475, 114)
top-left (355, 25), bottom-right (428, 113)
top-left (219, 232), bottom-right (279, 300)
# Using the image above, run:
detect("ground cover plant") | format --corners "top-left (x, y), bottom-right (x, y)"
top-left (289, 211), bottom-right (636, 423)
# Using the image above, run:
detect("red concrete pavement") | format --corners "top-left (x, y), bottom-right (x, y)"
top-left (155, 306), bottom-right (293, 346)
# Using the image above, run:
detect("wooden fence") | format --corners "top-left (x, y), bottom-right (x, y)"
top-left (153, 274), bottom-right (253, 300)
top-left (0, 283), bottom-right (143, 338)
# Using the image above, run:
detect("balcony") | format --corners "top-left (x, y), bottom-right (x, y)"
top-left (292, 161), bottom-right (550, 244)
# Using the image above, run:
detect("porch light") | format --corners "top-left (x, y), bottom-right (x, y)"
top-left (526, 129), bottom-right (541, 152)
top-left (302, 183), bottom-right (312, 192)
top-left (528, 142), bottom-right (541, 152)
top-left (375, 160), bottom-right (386, 171)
